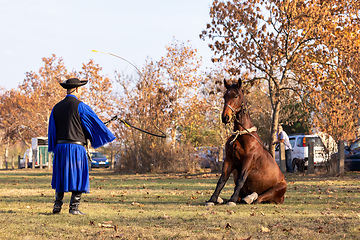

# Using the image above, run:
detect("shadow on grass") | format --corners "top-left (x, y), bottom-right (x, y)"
top-left (39, 212), bottom-right (56, 216)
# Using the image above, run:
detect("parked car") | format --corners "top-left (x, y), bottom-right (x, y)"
top-left (275, 134), bottom-right (330, 171)
top-left (344, 138), bottom-right (360, 156)
top-left (19, 157), bottom-right (25, 169)
top-left (90, 152), bottom-right (109, 168)
top-left (344, 153), bottom-right (360, 171)
top-left (191, 147), bottom-right (219, 169)
top-left (330, 138), bottom-right (360, 171)
top-left (114, 153), bottom-right (121, 167)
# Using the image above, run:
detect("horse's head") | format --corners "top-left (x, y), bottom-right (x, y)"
top-left (222, 78), bottom-right (245, 124)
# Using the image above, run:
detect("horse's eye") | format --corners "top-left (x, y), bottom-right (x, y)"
top-left (234, 95), bottom-right (238, 99)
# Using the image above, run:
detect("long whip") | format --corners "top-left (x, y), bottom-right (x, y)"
top-left (93, 51), bottom-right (166, 138)
top-left (92, 50), bottom-right (143, 78)
top-left (104, 115), bottom-right (166, 138)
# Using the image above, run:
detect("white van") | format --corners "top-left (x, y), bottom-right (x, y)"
top-left (275, 134), bottom-right (330, 171)
top-left (19, 148), bottom-right (32, 168)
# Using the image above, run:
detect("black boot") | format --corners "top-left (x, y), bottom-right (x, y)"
top-left (69, 191), bottom-right (86, 215)
top-left (53, 192), bottom-right (64, 214)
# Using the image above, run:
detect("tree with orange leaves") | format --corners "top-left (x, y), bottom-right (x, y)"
top-left (157, 39), bottom-right (204, 147)
top-left (113, 39), bottom-right (216, 172)
top-left (201, 0), bottom-right (360, 155)
top-left (0, 55), bottom-right (67, 146)
top-left (0, 55), bottom-right (117, 148)
top-left (79, 59), bottom-right (118, 121)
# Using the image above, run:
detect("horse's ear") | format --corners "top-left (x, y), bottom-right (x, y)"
top-left (236, 78), bottom-right (243, 89)
top-left (224, 79), bottom-right (231, 89)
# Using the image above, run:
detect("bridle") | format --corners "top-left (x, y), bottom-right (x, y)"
top-left (225, 101), bottom-right (272, 156)
top-left (225, 97), bottom-right (250, 125)
top-left (225, 101), bottom-right (256, 140)
top-left (226, 102), bottom-right (249, 117)
top-left (226, 104), bottom-right (242, 113)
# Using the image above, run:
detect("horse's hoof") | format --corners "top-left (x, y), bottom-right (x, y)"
top-left (217, 197), bottom-right (224, 204)
top-left (242, 192), bottom-right (258, 204)
top-left (205, 202), bottom-right (215, 206)
top-left (226, 201), bottom-right (236, 206)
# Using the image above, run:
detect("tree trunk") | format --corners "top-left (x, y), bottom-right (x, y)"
top-left (171, 127), bottom-right (177, 148)
top-left (268, 78), bottom-right (281, 157)
top-left (270, 100), bottom-right (281, 157)
top-left (4, 145), bottom-right (9, 170)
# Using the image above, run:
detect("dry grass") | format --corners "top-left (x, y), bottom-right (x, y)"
top-left (0, 169), bottom-right (359, 239)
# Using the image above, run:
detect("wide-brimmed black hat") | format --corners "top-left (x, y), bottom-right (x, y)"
top-left (60, 78), bottom-right (88, 89)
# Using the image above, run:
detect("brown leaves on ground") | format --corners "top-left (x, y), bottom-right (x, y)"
top-left (89, 220), bottom-right (119, 234)
top-left (160, 213), bottom-right (171, 219)
top-left (131, 202), bottom-right (144, 207)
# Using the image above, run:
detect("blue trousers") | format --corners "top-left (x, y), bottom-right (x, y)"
top-left (285, 149), bottom-right (293, 173)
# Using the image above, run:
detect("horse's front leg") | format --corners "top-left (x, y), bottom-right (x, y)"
top-left (206, 161), bottom-right (233, 206)
top-left (227, 161), bottom-right (252, 206)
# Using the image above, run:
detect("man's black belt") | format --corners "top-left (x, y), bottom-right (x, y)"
top-left (57, 140), bottom-right (85, 146)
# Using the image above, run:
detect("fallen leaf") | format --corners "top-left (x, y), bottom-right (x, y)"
top-left (223, 223), bottom-right (231, 229)
top-left (261, 226), bottom-right (270, 233)
top-left (98, 223), bottom-right (113, 228)
top-left (241, 237), bottom-right (251, 240)
top-left (227, 210), bottom-right (235, 215)
top-left (113, 234), bottom-right (125, 238)
top-left (131, 202), bottom-right (144, 207)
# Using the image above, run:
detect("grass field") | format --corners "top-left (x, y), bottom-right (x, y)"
top-left (0, 168), bottom-right (359, 240)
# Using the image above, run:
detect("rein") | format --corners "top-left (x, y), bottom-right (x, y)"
top-left (104, 115), bottom-right (166, 138)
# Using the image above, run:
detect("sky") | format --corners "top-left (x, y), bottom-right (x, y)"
top-left (0, 0), bottom-right (215, 90)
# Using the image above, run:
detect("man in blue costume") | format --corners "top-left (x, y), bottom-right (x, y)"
top-left (48, 77), bottom-right (115, 215)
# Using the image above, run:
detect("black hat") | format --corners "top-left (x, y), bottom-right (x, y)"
top-left (59, 78), bottom-right (88, 89)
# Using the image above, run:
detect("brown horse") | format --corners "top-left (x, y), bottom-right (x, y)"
top-left (206, 79), bottom-right (287, 206)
